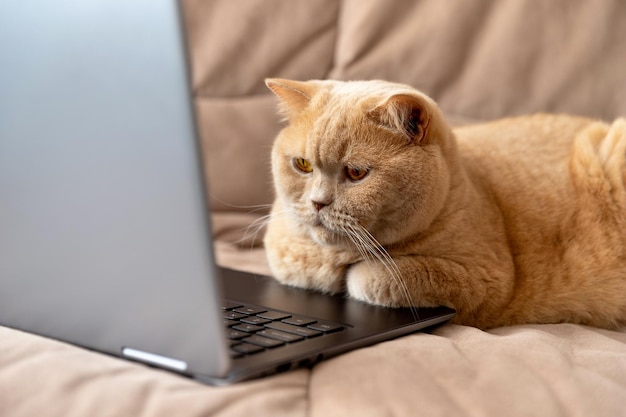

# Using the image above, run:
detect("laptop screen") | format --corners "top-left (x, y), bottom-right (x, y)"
top-left (0, 0), bottom-right (229, 376)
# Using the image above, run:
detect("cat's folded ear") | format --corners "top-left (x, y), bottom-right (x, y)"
top-left (265, 78), bottom-right (317, 118)
top-left (367, 94), bottom-right (430, 144)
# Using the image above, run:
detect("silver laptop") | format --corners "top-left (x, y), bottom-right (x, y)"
top-left (0, 0), bottom-right (454, 384)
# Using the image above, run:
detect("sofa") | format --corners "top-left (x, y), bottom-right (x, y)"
top-left (2, 1), bottom-right (626, 416)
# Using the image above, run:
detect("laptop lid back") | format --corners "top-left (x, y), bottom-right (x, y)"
top-left (0, 0), bottom-right (229, 376)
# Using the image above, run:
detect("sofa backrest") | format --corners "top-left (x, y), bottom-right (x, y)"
top-left (181, 0), bottom-right (626, 211)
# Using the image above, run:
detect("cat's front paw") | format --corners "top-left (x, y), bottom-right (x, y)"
top-left (271, 254), bottom-right (347, 294)
top-left (346, 261), bottom-right (406, 307)
top-left (265, 238), bottom-right (353, 294)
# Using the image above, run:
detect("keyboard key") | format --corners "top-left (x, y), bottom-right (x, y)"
top-left (257, 329), bottom-right (304, 343)
top-left (282, 316), bottom-right (317, 326)
top-left (227, 329), bottom-right (248, 340)
top-left (266, 321), bottom-right (322, 338)
top-left (232, 323), bottom-right (264, 333)
top-left (222, 301), bottom-right (243, 310)
top-left (224, 318), bottom-right (238, 327)
top-left (230, 350), bottom-right (244, 359)
top-left (257, 310), bottom-right (291, 321)
top-left (243, 335), bottom-right (285, 348)
top-left (241, 316), bottom-right (272, 326)
top-left (308, 321), bottom-right (344, 333)
top-left (234, 305), bottom-right (267, 315)
top-left (224, 311), bottom-right (249, 320)
top-left (232, 343), bottom-right (264, 354)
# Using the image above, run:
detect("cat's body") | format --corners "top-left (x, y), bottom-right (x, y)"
top-left (263, 78), bottom-right (626, 329)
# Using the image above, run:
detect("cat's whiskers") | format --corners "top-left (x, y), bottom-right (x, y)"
top-left (208, 193), bottom-right (274, 213)
top-left (202, 195), bottom-right (277, 249)
top-left (239, 213), bottom-right (272, 248)
top-left (340, 224), bottom-right (373, 267)
top-left (349, 225), bottom-right (413, 305)
top-left (236, 208), bottom-right (289, 250)
top-left (339, 218), bottom-right (419, 321)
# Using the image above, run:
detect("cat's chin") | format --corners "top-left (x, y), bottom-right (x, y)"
top-left (309, 224), bottom-right (349, 247)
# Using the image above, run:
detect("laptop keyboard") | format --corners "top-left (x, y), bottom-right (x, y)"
top-left (222, 300), bottom-right (346, 358)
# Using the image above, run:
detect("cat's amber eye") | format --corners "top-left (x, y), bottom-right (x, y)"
top-left (294, 157), bottom-right (313, 173)
top-left (345, 166), bottom-right (369, 182)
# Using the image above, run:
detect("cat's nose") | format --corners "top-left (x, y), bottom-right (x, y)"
top-left (312, 200), bottom-right (329, 211)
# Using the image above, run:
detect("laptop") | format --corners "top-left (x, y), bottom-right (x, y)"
top-left (0, 0), bottom-right (455, 385)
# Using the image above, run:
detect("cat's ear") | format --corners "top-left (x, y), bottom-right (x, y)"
top-left (367, 94), bottom-right (430, 144)
top-left (265, 78), bottom-right (316, 118)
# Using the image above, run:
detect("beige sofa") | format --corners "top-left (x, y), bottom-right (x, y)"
top-left (2, 1), bottom-right (626, 416)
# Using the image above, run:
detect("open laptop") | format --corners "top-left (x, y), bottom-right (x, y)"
top-left (0, 0), bottom-right (455, 384)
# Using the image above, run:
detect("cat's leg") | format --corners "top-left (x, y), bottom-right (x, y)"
top-left (346, 255), bottom-right (508, 327)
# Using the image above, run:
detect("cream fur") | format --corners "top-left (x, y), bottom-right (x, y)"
top-left (264, 78), bottom-right (626, 329)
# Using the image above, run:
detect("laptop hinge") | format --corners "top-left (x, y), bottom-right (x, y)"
top-left (122, 347), bottom-right (188, 372)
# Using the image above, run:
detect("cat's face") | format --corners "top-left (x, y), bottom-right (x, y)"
top-left (267, 79), bottom-right (455, 248)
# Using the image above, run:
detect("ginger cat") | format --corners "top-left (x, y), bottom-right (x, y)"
top-left (263, 78), bottom-right (626, 329)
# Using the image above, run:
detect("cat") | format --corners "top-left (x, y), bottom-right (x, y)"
top-left (262, 78), bottom-right (626, 330)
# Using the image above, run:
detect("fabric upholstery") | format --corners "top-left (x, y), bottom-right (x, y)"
top-left (2, 1), bottom-right (625, 416)
top-left (182, 0), bottom-right (626, 210)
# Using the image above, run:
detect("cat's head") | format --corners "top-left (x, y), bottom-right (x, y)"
top-left (267, 78), bottom-right (457, 248)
